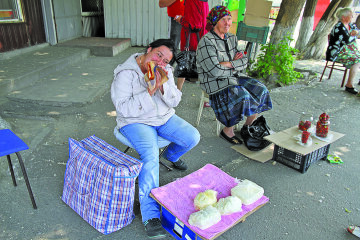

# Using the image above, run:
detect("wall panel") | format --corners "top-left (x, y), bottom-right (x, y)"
top-left (104, 0), bottom-right (221, 46)
top-left (52, 0), bottom-right (82, 42)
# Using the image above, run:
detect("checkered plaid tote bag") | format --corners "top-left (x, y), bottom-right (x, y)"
top-left (62, 135), bottom-right (143, 234)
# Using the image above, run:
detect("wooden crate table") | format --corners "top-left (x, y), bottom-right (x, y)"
top-left (264, 126), bottom-right (345, 173)
top-left (150, 164), bottom-right (268, 240)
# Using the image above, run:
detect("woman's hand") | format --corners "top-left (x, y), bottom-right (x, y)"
top-left (219, 61), bottom-right (233, 68)
top-left (350, 30), bottom-right (359, 36)
top-left (234, 52), bottom-right (243, 60)
top-left (147, 69), bottom-right (164, 96)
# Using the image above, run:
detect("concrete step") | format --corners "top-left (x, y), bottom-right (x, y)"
top-left (0, 46), bottom-right (90, 95)
top-left (5, 47), bottom-right (141, 108)
top-left (56, 37), bottom-right (131, 57)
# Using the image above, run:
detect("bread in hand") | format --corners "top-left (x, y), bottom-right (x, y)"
top-left (144, 61), bottom-right (168, 91)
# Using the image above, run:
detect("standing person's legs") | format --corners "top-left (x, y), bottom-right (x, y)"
top-left (169, 17), bottom-right (185, 90)
top-left (120, 124), bottom-right (161, 223)
top-left (177, 78), bottom-right (185, 90)
top-left (170, 17), bottom-right (182, 50)
top-left (157, 115), bottom-right (200, 162)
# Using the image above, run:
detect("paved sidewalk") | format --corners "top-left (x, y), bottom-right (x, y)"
top-left (0, 47), bottom-right (359, 240)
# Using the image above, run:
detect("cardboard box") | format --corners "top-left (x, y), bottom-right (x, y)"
top-left (245, 0), bottom-right (272, 16)
top-left (244, 0), bottom-right (272, 27)
top-left (157, 202), bottom-right (267, 240)
top-left (243, 15), bottom-right (270, 28)
top-left (229, 10), bottom-right (239, 35)
top-left (150, 164), bottom-right (269, 240)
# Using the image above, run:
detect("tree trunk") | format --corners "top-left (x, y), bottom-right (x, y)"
top-left (295, 0), bottom-right (318, 52)
top-left (356, 14), bottom-right (360, 28)
top-left (269, 0), bottom-right (306, 46)
top-left (301, 0), bottom-right (353, 60)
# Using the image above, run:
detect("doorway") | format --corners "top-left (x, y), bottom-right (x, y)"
top-left (81, 0), bottom-right (104, 37)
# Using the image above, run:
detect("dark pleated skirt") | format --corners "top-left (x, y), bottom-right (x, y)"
top-left (209, 77), bottom-right (272, 127)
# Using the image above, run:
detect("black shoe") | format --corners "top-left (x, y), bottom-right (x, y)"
top-left (358, 80), bottom-right (360, 85)
top-left (220, 130), bottom-right (243, 145)
top-left (172, 159), bottom-right (188, 171)
top-left (345, 86), bottom-right (358, 94)
top-left (144, 218), bottom-right (167, 239)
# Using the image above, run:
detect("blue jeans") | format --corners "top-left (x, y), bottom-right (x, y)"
top-left (120, 114), bottom-right (200, 222)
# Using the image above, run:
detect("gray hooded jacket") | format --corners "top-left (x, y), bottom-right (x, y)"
top-left (111, 53), bottom-right (182, 129)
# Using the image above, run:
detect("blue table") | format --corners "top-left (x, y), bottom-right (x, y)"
top-left (0, 129), bottom-right (37, 209)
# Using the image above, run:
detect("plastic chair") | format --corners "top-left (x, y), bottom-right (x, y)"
top-left (196, 91), bottom-right (222, 136)
top-left (113, 127), bottom-right (173, 171)
top-left (0, 129), bottom-right (37, 209)
top-left (196, 91), bottom-right (240, 136)
top-left (319, 60), bottom-right (348, 87)
top-left (320, 34), bottom-right (349, 87)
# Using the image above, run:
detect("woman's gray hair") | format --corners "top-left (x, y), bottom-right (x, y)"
top-left (335, 7), bottom-right (352, 19)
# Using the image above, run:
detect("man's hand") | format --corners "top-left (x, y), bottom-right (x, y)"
top-left (175, 15), bottom-right (182, 24)
top-left (159, 0), bottom-right (176, 8)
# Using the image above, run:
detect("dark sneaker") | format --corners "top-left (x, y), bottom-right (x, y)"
top-left (358, 79), bottom-right (360, 85)
top-left (144, 218), bottom-right (167, 239)
top-left (172, 159), bottom-right (188, 171)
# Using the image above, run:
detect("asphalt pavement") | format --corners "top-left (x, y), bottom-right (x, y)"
top-left (0, 45), bottom-right (359, 240)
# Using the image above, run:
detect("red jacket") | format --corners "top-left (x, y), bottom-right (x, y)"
top-left (167, 0), bottom-right (184, 18)
top-left (180, 0), bottom-right (209, 51)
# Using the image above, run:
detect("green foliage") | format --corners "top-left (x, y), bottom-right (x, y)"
top-left (252, 35), bottom-right (303, 85)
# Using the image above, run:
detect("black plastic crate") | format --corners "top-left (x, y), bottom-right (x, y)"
top-left (273, 144), bottom-right (330, 173)
top-left (236, 22), bottom-right (270, 44)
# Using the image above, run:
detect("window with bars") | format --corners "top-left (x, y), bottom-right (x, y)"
top-left (0, 0), bottom-right (24, 23)
top-left (81, 0), bottom-right (103, 14)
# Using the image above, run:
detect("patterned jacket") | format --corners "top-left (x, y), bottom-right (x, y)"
top-left (326, 21), bottom-right (358, 61)
top-left (196, 30), bottom-right (248, 95)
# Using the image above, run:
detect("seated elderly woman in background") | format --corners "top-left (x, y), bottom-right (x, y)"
top-left (196, 6), bottom-right (272, 145)
top-left (111, 39), bottom-right (200, 239)
top-left (326, 7), bottom-right (360, 94)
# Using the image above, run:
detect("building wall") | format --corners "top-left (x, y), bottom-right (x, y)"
top-left (52, 0), bottom-right (82, 42)
top-left (0, 0), bottom-right (46, 52)
top-left (104, 0), bottom-right (222, 46)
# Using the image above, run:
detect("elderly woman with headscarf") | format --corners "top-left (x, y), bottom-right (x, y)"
top-left (326, 7), bottom-right (360, 94)
top-left (196, 6), bottom-right (272, 145)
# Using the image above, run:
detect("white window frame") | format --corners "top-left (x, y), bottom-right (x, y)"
top-left (0, 0), bottom-right (24, 23)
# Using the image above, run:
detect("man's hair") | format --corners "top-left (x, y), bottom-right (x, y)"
top-left (145, 39), bottom-right (177, 65)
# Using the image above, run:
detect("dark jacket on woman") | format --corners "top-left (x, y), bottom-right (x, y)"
top-left (326, 21), bottom-right (358, 61)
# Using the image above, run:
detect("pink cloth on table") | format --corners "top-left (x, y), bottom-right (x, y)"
top-left (151, 164), bottom-right (269, 240)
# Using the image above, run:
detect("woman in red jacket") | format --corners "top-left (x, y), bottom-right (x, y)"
top-left (175, 0), bottom-right (209, 91)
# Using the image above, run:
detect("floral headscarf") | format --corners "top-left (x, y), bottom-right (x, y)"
top-left (206, 5), bottom-right (231, 31)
